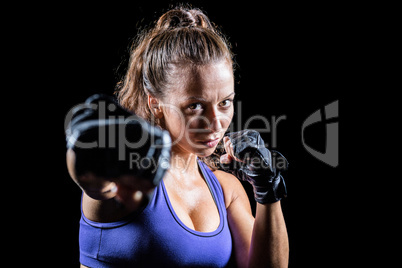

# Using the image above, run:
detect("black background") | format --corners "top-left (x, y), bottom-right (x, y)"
top-left (25, 1), bottom-right (356, 267)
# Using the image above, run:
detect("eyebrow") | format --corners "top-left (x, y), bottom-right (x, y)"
top-left (185, 92), bottom-right (235, 102)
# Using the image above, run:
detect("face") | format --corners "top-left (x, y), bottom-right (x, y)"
top-left (158, 61), bottom-right (234, 157)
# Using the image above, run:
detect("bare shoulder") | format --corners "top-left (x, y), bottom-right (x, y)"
top-left (213, 170), bottom-right (247, 209)
top-left (213, 169), bottom-right (239, 186)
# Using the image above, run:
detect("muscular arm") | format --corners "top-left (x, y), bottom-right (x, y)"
top-left (215, 170), bottom-right (289, 268)
top-left (249, 202), bottom-right (289, 268)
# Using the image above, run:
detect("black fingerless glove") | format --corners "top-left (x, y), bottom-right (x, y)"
top-left (65, 94), bottom-right (171, 187)
top-left (221, 129), bottom-right (288, 204)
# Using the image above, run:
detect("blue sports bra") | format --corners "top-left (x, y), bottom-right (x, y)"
top-left (79, 160), bottom-right (234, 267)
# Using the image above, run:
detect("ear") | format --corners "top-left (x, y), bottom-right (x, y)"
top-left (147, 94), bottom-right (163, 119)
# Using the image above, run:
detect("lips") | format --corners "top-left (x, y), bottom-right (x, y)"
top-left (197, 137), bottom-right (221, 148)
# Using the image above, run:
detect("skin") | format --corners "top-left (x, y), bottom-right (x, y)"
top-left (68, 61), bottom-right (289, 268)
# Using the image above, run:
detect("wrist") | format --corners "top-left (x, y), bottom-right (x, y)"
top-left (252, 174), bottom-right (287, 204)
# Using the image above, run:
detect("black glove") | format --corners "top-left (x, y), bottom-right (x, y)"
top-left (220, 129), bottom-right (288, 204)
top-left (65, 94), bottom-right (171, 187)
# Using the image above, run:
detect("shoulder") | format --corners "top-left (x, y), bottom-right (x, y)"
top-left (213, 169), bottom-right (238, 185)
top-left (213, 170), bottom-right (247, 209)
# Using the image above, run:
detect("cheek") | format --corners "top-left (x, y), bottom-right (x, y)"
top-left (162, 106), bottom-right (186, 139)
top-left (215, 108), bottom-right (235, 131)
top-left (220, 109), bottom-right (234, 129)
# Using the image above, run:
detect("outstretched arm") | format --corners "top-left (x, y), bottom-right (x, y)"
top-left (65, 94), bottom-right (171, 221)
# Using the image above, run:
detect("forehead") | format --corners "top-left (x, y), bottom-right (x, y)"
top-left (168, 61), bottom-right (234, 101)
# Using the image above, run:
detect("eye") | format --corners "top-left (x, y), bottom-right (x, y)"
top-left (219, 99), bottom-right (232, 108)
top-left (188, 103), bottom-right (203, 111)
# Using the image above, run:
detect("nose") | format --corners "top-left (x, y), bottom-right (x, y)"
top-left (189, 106), bottom-right (232, 135)
top-left (206, 107), bottom-right (228, 133)
top-left (209, 115), bottom-right (222, 133)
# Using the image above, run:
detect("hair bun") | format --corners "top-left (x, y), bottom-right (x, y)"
top-left (156, 7), bottom-right (214, 31)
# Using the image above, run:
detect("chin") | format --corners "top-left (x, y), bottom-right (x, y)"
top-left (194, 147), bottom-right (216, 158)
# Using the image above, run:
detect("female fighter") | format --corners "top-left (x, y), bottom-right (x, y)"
top-left (66, 6), bottom-right (289, 267)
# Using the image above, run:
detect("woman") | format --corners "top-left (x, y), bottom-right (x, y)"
top-left (67, 6), bottom-right (289, 267)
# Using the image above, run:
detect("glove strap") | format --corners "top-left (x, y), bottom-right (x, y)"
top-left (253, 174), bottom-right (287, 204)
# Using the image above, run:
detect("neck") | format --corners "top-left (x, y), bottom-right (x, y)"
top-left (168, 146), bottom-right (200, 180)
